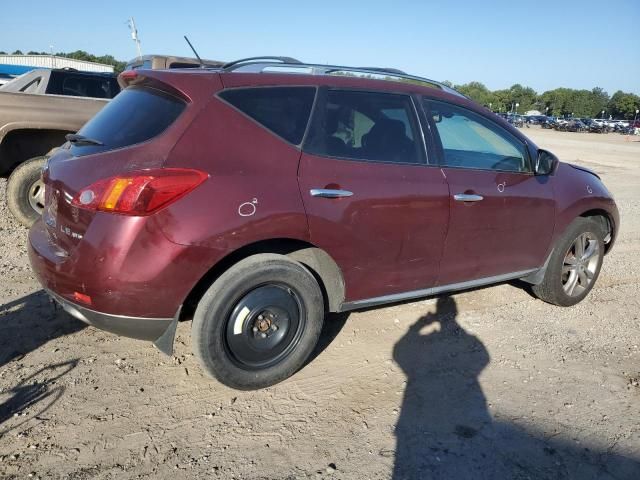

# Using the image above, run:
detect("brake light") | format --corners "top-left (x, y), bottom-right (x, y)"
top-left (72, 168), bottom-right (208, 215)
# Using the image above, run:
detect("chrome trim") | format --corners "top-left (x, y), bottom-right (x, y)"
top-left (454, 193), bottom-right (484, 202)
top-left (310, 189), bottom-right (354, 198)
top-left (339, 269), bottom-right (537, 311)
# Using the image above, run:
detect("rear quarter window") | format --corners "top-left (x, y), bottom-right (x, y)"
top-left (219, 87), bottom-right (316, 145)
top-left (70, 86), bottom-right (185, 156)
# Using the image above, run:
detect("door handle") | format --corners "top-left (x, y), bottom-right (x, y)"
top-left (453, 193), bottom-right (484, 202)
top-left (310, 189), bottom-right (353, 198)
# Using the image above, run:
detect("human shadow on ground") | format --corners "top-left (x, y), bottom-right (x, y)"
top-left (392, 296), bottom-right (639, 480)
top-left (0, 290), bottom-right (86, 369)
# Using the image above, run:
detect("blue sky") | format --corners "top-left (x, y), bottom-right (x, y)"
top-left (1, 0), bottom-right (638, 94)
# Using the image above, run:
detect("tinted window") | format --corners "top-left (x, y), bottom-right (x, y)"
top-left (305, 90), bottom-right (423, 164)
top-left (70, 87), bottom-right (185, 157)
top-left (46, 72), bottom-right (119, 99)
top-left (219, 87), bottom-right (315, 144)
top-left (62, 76), bottom-right (117, 99)
top-left (427, 100), bottom-right (529, 173)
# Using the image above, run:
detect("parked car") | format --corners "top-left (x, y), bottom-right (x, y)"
top-left (554, 118), bottom-right (569, 131)
top-left (125, 54), bottom-right (224, 71)
top-left (505, 113), bottom-right (524, 127)
top-left (0, 68), bottom-right (120, 226)
top-left (541, 118), bottom-right (557, 129)
top-left (525, 115), bottom-right (547, 125)
top-left (28, 58), bottom-right (619, 390)
top-left (565, 119), bottom-right (587, 132)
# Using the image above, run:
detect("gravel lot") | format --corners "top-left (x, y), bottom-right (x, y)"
top-left (0, 129), bottom-right (639, 479)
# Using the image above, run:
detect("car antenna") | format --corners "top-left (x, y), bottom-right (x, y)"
top-left (183, 35), bottom-right (204, 68)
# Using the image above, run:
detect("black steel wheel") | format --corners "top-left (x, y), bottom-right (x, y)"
top-left (225, 284), bottom-right (305, 370)
top-left (192, 254), bottom-right (324, 390)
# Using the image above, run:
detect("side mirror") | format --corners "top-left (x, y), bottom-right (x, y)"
top-left (535, 149), bottom-right (559, 175)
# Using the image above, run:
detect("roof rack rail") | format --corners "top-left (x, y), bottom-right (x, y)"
top-left (222, 56), bottom-right (303, 70)
top-left (354, 67), bottom-right (408, 75)
top-left (221, 59), bottom-right (466, 98)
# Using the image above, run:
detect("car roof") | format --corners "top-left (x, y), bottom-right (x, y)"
top-left (130, 58), bottom-right (535, 149)
top-left (202, 56), bottom-right (467, 98)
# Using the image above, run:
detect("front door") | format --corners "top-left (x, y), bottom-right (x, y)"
top-left (298, 89), bottom-right (450, 302)
top-left (424, 99), bottom-right (556, 286)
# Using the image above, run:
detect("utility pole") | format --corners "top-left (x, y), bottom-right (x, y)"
top-left (128, 17), bottom-right (142, 59)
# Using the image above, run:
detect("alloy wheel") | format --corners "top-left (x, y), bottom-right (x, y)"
top-left (561, 232), bottom-right (600, 297)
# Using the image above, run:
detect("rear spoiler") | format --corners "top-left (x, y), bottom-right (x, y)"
top-left (117, 69), bottom-right (223, 104)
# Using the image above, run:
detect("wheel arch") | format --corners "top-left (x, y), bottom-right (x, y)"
top-left (523, 207), bottom-right (616, 286)
top-left (180, 238), bottom-right (346, 321)
top-left (579, 208), bottom-right (615, 253)
top-left (0, 127), bottom-right (71, 175)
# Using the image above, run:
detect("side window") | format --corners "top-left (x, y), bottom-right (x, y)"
top-left (62, 77), bottom-right (91, 97)
top-left (219, 87), bottom-right (316, 145)
top-left (305, 90), bottom-right (423, 164)
top-left (426, 100), bottom-right (530, 173)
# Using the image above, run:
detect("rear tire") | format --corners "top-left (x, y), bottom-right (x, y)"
top-left (532, 217), bottom-right (605, 306)
top-left (192, 254), bottom-right (325, 390)
top-left (6, 156), bottom-right (47, 227)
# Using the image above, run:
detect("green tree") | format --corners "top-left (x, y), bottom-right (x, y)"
top-left (507, 84), bottom-right (537, 113)
top-left (590, 87), bottom-right (609, 117)
top-left (454, 81), bottom-right (493, 107)
top-left (607, 91), bottom-right (640, 119)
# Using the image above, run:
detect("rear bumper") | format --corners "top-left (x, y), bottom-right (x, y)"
top-left (47, 289), bottom-right (173, 341)
top-left (27, 215), bottom-right (212, 318)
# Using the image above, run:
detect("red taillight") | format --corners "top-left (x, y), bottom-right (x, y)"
top-left (72, 168), bottom-right (208, 216)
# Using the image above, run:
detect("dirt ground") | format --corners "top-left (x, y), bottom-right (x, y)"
top-left (0, 128), bottom-right (639, 479)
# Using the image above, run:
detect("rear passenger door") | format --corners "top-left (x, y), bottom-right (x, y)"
top-left (299, 89), bottom-right (450, 303)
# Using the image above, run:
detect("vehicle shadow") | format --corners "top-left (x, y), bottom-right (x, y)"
top-left (0, 290), bottom-right (86, 369)
top-left (0, 359), bottom-right (79, 435)
top-left (392, 296), bottom-right (639, 480)
top-left (305, 312), bottom-right (350, 366)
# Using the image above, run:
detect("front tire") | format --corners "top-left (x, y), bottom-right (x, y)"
top-left (532, 217), bottom-right (605, 306)
top-left (6, 156), bottom-right (47, 227)
top-left (192, 254), bottom-right (325, 390)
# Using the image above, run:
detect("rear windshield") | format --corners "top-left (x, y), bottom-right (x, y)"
top-left (46, 71), bottom-right (120, 99)
top-left (70, 87), bottom-right (185, 156)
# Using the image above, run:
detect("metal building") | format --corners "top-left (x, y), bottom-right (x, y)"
top-left (0, 54), bottom-right (114, 74)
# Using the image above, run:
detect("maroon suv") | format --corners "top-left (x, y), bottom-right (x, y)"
top-left (28, 58), bottom-right (619, 389)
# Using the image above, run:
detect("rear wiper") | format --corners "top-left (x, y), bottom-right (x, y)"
top-left (65, 133), bottom-right (104, 146)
